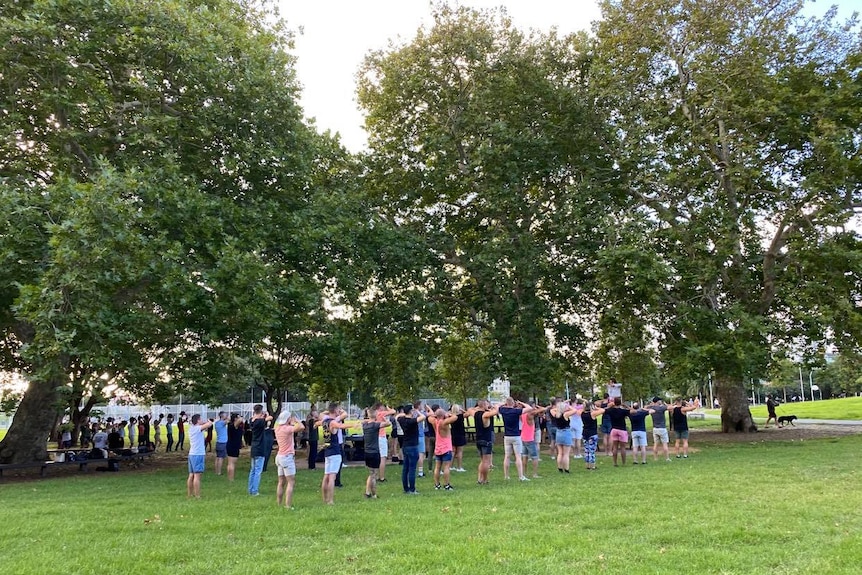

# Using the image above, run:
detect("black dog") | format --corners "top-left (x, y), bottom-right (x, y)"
top-left (777, 415), bottom-right (798, 427)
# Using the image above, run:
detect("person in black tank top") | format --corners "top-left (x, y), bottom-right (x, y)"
top-left (466, 400), bottom-right (499, 485)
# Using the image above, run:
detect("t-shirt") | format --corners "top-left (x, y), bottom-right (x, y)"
top-left (520, 413), bottom-right (536, 442)
top-left (628, 409), bottom-right (649, 433)
top-left (399, 417), bottom-right (419, 447)
top-left (188, 424), bottom-right (205, 456)
top-left (362, 422), bottom-right (381, 455)
top-left (250, 418), bottom-right (267, 457)
top-left (93, 431), bottom-right (108, 449)
top-left (275, 424), bottom-right (296, 456)
top-left (214, 419), bottom-right (228, 444)
top-left (606, 406), bottom-right (629, 431)
top-left (650, 404), bottom-right (668, 429)
top-left (498, 407), bottom-right (523, 437)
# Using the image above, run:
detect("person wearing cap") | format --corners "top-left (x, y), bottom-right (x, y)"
top-left (274, 411), bottom-right (304, 509)
top-left (646, 397), bottom-right (671, 462)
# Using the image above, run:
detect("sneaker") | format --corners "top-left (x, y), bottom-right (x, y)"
top-left (676, 455), bottom-right (681, 459)
top-left (418, 472), bottom-right (424, 477)
top-left (666, 458), bottom-right (672, 462)
top-left (683, 455), bottom-right (688, 458)
top-left (519, 476), bottom-right (530, 482)
top-left (435, 484), bottom-right (442, 490)
top-left (444, 484), bottom-right (454, 491)
top-left (377, 478), bottom-right (386, 482)
top-left (573, 455), bottom-right (583, 459)
top-left (532, 475), bottom-right (541, 479)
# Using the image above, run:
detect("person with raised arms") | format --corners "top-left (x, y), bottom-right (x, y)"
top-left (604, 397), bottom-right (631, 467)
top-left (520, 402), bottom-right (548, 479)
top-left (362, 406), bottom-right (391, 499)
top-left (671, 398), bottom-right (698, 459)
top-left (580, 400), bottom-right (605, 471)
top-left (496, 397), bottom-right (534, 482)
top-left (274, 411), bottom-right (305, 509)
top-left (395, 404), bottom-right (426, 494)
top-left (427, 407), bottom-right (459, 491)
top-left (374, 403), bottom-right (396, 482)
top-left (627, 402), bottom-right (650, 465)
top-left (466, 400), bottom-right (499, 485)
top-left (450, 404), bottom-right (468, 472)
top-left (186, 414), bottom-right (214, 499)
top-left (319, 403), bottom-right (350, 505)
top-left (551, 400), bottom-right (579, 473)
top-left (645, 397), bottom-right (671, 462)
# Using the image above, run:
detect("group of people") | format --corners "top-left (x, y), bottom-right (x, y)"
top-left (183, 392), bottom-right (702, 506)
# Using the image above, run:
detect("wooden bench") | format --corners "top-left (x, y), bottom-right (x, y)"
top-left (0, 460), bottom-right (53, 477)
top-left (688, 412), bottom-right (706, 420)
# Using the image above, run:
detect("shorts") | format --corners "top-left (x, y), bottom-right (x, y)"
top-left (521, 440), bottom-right (539, 459)
top-left (653, 428), bottom-right (669, 444)
top-left (276, 454), bottom-right (296, 477)
top-left (610, 429), bottom-right (629, 443)
top-left (187, 455), bottom-right (205, 474)
top-left (227, 445), bottom-right (240, 458)
top-left (547, 426), bottom-right (557, 442)
top-left (600, 420), bottom-right (612, 434)
top-left (418, 436), bottom-right (426, 453)
top-left (365, 453), bottom-right (381, 469)
top-left (675, 430), bottom-right (689, 440)
top-left (476, 440), bottom-right (493, 456)
top-left (631, 431), bottom-right (647, 447)
top-left (503, 436), bottom-right (522, 457)
top-left (378, 436), bottom-right (388, 458)
top-left (324, 454), bottom-right (342, 474)
top-left (555, 428), bottom-right (573, 446)
top-left (215, 442), bottom-right (227, 458)
top-left (435, 451), bottom-right (453, 462)
top-left (571, 424), bottom-right (583, 441)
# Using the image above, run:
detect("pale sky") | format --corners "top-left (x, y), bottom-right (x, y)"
top-left (280, 1), bottom-right (861, 151)
top-left (281, 1), bottom-right (603, 151)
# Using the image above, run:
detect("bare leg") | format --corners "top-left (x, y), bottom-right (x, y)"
top-left (227, 456), bottom-right (237, 481)
top-left (285, 476), bottom-right (295, 507)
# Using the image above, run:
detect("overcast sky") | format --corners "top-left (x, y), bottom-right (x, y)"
top-left (279, 0), bottom-right (861, 152)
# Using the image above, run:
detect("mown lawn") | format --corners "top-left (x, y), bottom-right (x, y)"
top-left (1, 431), bottom-right (861, 575)
top-left (705, 395), bottom-right (862, 421)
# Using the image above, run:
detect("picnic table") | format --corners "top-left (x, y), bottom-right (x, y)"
top-left (0, 447), bottom-right (155, 478)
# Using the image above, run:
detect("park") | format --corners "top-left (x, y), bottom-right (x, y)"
top-left (1, 403), bottom-right (861, 574)
top-left (1, 0), bottom-right (861, 573)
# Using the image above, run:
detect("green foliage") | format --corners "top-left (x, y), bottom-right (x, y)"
top-left (358, 4), bottom-right (620, 395)
top-left (591, 0), bottom-right (862, 397)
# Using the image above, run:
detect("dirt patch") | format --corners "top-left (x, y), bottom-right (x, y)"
top-left (692, 423), bottom-right (862, 444)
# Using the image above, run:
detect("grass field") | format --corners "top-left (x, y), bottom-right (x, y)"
top-left (2, 431), bottom-right (861, 575)
top-left (704, 396), bottom-right (862, 421)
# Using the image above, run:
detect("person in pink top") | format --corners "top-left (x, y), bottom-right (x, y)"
top-left (427, 408), bottom-right (458, 491)
top-left (274, 411), bottom-right (305, 509)
top-left (520, 403), bottom-right (548, 479)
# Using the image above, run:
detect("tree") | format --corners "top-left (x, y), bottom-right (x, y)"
top-left (432, 322), bottom-right (495, 405)
top-left (0, 0), bottom-right (317, 463)
top-left (358, 4), bottom-right (619, 396)
top-left (591, 0), bottom-right (862, 431)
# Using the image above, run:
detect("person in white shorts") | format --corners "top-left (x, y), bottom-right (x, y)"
top-left (274, 411), bottom-right (305, 509)
top-left (646, 397), bottom-right (670, 462)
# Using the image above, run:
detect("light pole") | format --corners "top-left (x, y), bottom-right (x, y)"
top-left (798, 366), bottom-right (805, 402)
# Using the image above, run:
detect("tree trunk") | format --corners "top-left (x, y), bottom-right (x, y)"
top-left (70, 396), bottom-right (98, 446)
top-left (0, 378), bottom-right (63, 464)
top-left (716, 377), bottom-right (758, 433)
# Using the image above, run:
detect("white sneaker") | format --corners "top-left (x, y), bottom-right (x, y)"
top-left (519, 476), bottom-right (530, 482)
top-left (573, 455), bottom-right (583, 459)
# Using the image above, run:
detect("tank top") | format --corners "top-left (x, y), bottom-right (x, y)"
top-left (434, 419), bottom-right (453, 455)
top-left (475, 410), bottom-right (493, 443)
top-left (581, 411), bottom-right (598, 437)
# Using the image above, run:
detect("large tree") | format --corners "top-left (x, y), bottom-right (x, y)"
top-left (591, 0), bottom-right (862, 431)
top-left (357, 5), bottom-right (619, 397)
top-left (0, 0), bottom-right (317, 463)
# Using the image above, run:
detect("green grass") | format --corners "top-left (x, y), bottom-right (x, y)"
top-left (2, 433), bottom-right (862, 574)
top-left (705, 395), bottom-right (862, 421)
